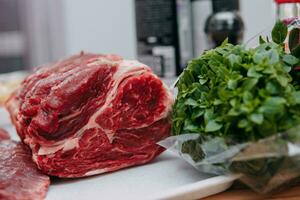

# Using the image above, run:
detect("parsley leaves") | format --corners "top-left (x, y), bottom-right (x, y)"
top-left (172, 22), bottom-right (300, 142)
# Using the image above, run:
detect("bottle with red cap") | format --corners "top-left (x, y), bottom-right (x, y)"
top-left (275, 0), bottom-right (300, 22)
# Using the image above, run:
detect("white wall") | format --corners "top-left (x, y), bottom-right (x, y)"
top-left (62, 0), bottom-right (276, 59)
top-left (21, 0), bottom-right (65, 67)
top-left (62, 0), bottom-right (136, 59)
top-left (240, 0), bottom-right (276, 42)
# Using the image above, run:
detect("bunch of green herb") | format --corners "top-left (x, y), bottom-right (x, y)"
top-left (172, 21), bottom-right (300, 142)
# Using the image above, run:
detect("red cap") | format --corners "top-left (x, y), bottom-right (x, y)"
top-left (275, 0), bottom-right (300, 4)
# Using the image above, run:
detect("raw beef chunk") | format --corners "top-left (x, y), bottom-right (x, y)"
top-left (6, 53), bottom-right (173, 177)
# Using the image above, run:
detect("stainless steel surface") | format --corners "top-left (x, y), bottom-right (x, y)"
top-left (277, 2), bottom-right (300, 20)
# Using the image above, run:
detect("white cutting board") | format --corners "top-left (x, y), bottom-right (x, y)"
top-left (0, 108), bottom-right (236, 200)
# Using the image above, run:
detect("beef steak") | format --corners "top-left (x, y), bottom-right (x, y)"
top-left (0, 138), bottom-right (50, 200)
top-left (6, 53), bottom-right (172, 177)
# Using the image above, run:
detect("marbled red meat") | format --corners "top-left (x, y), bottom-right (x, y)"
top-left (0, 138), bottom-right (50, 200)
top-left (6, 53), bottom-right (172, 177)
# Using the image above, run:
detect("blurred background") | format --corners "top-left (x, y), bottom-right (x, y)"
top-left (0, 0), bottom-right (276, 75)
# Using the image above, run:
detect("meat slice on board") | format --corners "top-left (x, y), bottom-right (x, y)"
top-left (0, 136), bottom-right (50, 200)
top-left (6, 53), bottom-right (173, 178)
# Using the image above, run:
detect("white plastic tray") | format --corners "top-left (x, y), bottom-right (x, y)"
top-left (1, 108), bottom-right (237, 200)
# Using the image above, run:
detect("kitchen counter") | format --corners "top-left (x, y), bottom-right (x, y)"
top-left (203, 183), bottom-right (300, 200)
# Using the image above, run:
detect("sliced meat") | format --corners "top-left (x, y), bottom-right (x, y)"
top-left (0, 140), bottom-right (50, 200)
top-left (6, 53), bottom-right (173, 177)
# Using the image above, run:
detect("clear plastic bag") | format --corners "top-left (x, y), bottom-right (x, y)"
top-left (159, 126), bottom-right (300, 193)
top-left (160, 19), bottom-right (300, 194)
